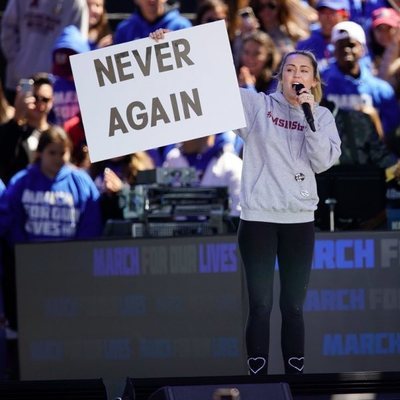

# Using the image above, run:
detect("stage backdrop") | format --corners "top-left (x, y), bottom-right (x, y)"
top-left (15, 232), bottom-right (400, 380)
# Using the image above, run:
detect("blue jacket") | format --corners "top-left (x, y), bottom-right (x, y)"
top-left (114, 8), bottom-right (191, 44)
top-left (52, 25), bottom-right (90, 125)
top-left (0, 163), bottom-right (102, 243)
top-left (53, 24), bottom-right (91, 54)
top-left (296, 28), bottom-right (334, 70)
top-left (349, 0), bottom-right (388, 27)
top-left (52, 77), bottom-right (80, 126)
top-left (322, 61), bottom-right (400, 136)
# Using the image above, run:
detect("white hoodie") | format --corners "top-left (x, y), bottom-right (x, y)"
top-left (236, 88), bottom-right (341, 224)
top-left (163, 148), bottom-right (242, 216)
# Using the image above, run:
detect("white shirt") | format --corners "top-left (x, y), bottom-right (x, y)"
top-left (163, 148), bottom-right (243, 216)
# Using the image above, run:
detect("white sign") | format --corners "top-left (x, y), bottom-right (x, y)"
top-left (70, 20), bottom-right (246, 163)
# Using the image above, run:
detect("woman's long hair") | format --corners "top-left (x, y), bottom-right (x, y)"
top-left (239, 30), bottom-right (282, 93)
top-left (250, 0), bottom-right (315, 42)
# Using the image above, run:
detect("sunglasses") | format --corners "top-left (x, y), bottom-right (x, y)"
top-left (34, 95), bottom-right (51, 104)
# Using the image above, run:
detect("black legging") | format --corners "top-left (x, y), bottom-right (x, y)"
top-left (237, 219), bottom-right (315, 375)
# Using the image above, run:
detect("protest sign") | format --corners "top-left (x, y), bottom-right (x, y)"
top-left (70, 20), bottom-right (246, 162)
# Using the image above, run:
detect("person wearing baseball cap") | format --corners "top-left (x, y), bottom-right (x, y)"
top-left (296, 0), bottom-right (349, 69)
top-left (348, 0), bottom-right (387, 28)
top-left (370, 7), bottom-right (400, 102)
top-left (371, 6), bottom-right (400, 50)
top-left (329, 19), bottom-right (374, 63)
top-left (316, 0), bottom-right (349, 12)
top-left (330, 20), bottom-right (367, 46)
top-left (372, 7), bottom-right (400, 30)
top-left (322, 20), bottom-right (400, 141)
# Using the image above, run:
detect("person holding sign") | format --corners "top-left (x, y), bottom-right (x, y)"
top-left (234, 50), bottom-right (340, 375)
top-left (151, 29), bottom-right (341, 375)
top-left (236, 50), bottom-right (342, 376)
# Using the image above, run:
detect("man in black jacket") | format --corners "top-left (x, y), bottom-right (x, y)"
top-left (0, 73), bottom-right (54, 185)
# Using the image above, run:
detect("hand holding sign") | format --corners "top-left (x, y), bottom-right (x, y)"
top-left (70, 21), bottom-right (245, 163)
top-left (149, 28), bottom-right (171, 41)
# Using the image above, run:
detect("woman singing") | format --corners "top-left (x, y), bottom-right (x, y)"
top-left (149, 28), bottom-right (341, 375)
top-left (236, 49), bottom-right (341, 374)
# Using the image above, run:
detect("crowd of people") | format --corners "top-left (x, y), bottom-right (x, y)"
top-left (0, 0), bottom-right (400, 379)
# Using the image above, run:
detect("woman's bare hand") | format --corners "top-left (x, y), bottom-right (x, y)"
top-left (149, 28), bottom-right (170, 42)
top-left (103, 167), bottom-right (123, 193)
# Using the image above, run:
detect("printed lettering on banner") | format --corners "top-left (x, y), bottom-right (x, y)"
top-left (70, 21), bottom-right (246, 162)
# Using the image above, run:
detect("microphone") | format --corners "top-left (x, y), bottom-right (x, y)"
top-left (292, 83), bottom-right (316, 132)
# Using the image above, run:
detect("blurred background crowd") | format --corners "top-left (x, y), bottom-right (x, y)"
top-left (0, 0), bottom-right (400, 379)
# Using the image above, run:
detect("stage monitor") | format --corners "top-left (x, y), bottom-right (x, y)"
top-left (122, 381), bottom-right (292, 400)
top-left (0, 379), bottom-right (107, 400)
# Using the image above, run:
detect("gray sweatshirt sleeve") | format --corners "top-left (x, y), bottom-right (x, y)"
top-left (234, 88), bottom-right (265, 140)
top-left (304, 106), bottom-right (342, 174)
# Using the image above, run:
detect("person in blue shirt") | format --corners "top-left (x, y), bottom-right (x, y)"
top-left (0, 125), bottom-right (102, 243)
top-left (52, 25), bottom-right (91, 127)
top-left (322, 21), bottom-right (400, 139)
top-left (113, 0), bottom-right (192, 44)
top-left (0, 125), bottom-right (102, 364)
top-left (348, 0), bottom-right (388, 29)
top-left (113, 0), bottom-right (192, 167)
top-left (296, 0), bottom-right (350, 70)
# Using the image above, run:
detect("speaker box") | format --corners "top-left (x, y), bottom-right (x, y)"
top-left (123, 373), bottom-right (400, 400)
top-left (123, 382), bottom-right (292, 400)
top-left (0, 379), bottom-right (107, 400)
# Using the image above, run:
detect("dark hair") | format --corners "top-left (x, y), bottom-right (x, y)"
top-left (195, 0), bottom-right (228, 26)
top-left (31, 72), bottom-right (54, 88)
top-left (36, 125), bottom-right (72, 155)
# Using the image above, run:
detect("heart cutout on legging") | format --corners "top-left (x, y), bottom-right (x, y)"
top-left (247, 357), bottom-right (266, 374)
top-left (288, 357), bottom-right (304, 372)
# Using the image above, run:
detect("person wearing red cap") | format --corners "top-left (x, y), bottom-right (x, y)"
top-left (348, 0), bottom-right (387, 28)
top-left (370, 7), bottom-right (400, 99)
